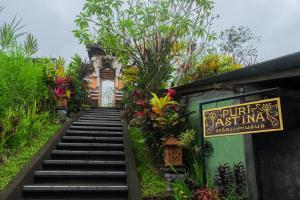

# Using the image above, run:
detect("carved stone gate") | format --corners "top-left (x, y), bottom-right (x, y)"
top-left (86, 44), bottom-right (123, 107)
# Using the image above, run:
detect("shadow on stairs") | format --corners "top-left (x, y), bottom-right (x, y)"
top-left (0, 107), bottom-right (141, 200)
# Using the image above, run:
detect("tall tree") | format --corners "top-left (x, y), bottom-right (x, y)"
top-left (216, 26), bottom-right (260, 66)
top-left (73, 0), bottom-right (217, 92)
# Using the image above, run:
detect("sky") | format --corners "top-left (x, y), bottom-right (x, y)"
top-left (1, 0), bottom-right (300, 63)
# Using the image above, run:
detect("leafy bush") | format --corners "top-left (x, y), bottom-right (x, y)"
top-left (214, 163), bottom-right (248, 200)
top-left (0, 50), bottom-right (52, 154)
top-left (0, 50), bottom-right (47, 113)
top-left (172, 179), bottom-right (192, 200)
top-left (194, 186), bottom-right (220, 200)
top-left (128, 127), bottom-right (167, 196)
top-left (0, 125), bottom-right (59, 190)
top-left (177, 54), bottom-right (242, 86)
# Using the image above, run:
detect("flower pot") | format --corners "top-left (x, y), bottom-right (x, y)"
top-left (163, 135), bottom-right (183, 166)
top-left (58, 96), bottom-right (68, 107)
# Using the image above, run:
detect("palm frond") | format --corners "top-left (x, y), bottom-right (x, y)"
top-left (24, 34), bottom-right (39, 56)
top-left (0, 15), bottom-right (26, 50)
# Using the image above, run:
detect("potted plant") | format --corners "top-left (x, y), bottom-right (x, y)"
top-left (149, 89), bottom-right (188, 166)
top-left (54, 76), bottom-right (73, 108)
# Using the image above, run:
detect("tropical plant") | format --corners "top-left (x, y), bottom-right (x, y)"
top-left (214, 164), bottom-right (233, 198)
top-left (150, 92), bottom-right (177, 117)
top-left (172, 179), bottom-right (192, 200)
top-left (194, 186), bottom-right (220, 200)
top-left (177, 54), bottom-right (243, 85)
top-left (23, 34), bottom-right (38, 56)
top-left (66, 54), bottom-right (94, 111)
top-left (0, 50), bottom-right (47, 113)
top-left (120, 66), bottom-right (139, 88)
top-left (178, 129), bottom-right (196, 148)
top-left (0, 50), bottom-right (52, 154)
top-left (0, 15), bottom-right (25, 51)
top-left (148, 89), bottom-right (189, 137)
top-left (233, 163), bottom-right (247, 200)
top-left (0, 6), bottom-right (39, 57)
top-left (77, 62), bottom-right (94, 81)
top-left (213, 163), bottom-right (248, 200)
top-left (74, 0), bottom-right (217, 93)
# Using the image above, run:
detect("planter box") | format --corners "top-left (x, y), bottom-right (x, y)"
top-left (58, 96), bottom-right (68, 107)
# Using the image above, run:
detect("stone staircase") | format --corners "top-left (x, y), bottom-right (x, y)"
top-left (21, 108), bottom-right (128, 200)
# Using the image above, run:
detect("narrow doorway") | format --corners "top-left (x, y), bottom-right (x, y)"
top-left (101, 80), bottom-right (115, 107)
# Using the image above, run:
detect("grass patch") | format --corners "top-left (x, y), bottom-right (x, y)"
top-left (129, 127), bottom-right (167, 197)
top-left (0, 124), bottom-right (59, 190)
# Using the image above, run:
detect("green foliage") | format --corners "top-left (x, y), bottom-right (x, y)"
top-left (0, 16), bottom-right (25, 51)
top-left (5, 104), bottom-right (49, 150)
top-left (0, 6), bottom-right (38, 56)
top-left (0, 124), bottom-right (59, 190)
top-left (75, 0), bottom-right (217, 93)
top-left (0, 50), bottom-right (54, 154)
top-left (171, 179), bottom-right (192, 200)
top-left (214, 163), bottom-right (248, 200)
top-left (0, 50), bottom-right (48, 113)
top-left (177, 54), bottom-right (243, 86)
top-left (178, 129), bottom-right (196, 148)
top-left (66, 54), bottom-right (94, 112)
top-left (128, 127), bottom-right (167, 197)
top-left (215, 26), bottom-right (260, 66)
top-left (23, 34), bottom-right (38, 56)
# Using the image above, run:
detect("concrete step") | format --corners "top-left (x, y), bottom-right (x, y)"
top-left (62, 136), bottom-right (123, 144)
top-left (69, 126), bottom-right (123, 131)
top-left (19, 108), bottom-right (129, 200)
top-left (81, 114), bottom-right (120, 117)
top-left (73, 121), bottom-right (122, 127)
top-left (51, 150), bottom-right (125, 161)
top-left (22, 185), bottom-right (128, 199)
top-left (43, 160), bottom-right (126, 171)
top-left (33, 171), bottom-right (127, 184)
top-left (79, 117), bottom-right (121, 121)
top-left (56, 143), bottom-right (124, 151)
top-left (65, 130), bottom-right (123, 137)
top-left (81, 112), bottom-right (120, 115)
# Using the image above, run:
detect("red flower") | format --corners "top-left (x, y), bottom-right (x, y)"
top-left (134, 111), bottom-right (144, 117)
top-left (64, 76), bottom-right (72, 83)
top-left (167, 89), bottom-right (176, 99)
top-left (55, 77), bottom-right (64, 85)
top-left (136, 99), bottom-right (145, 106)
top-left (54, 87), bottom-right (65, 97)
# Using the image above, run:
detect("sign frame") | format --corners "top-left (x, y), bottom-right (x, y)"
top-left (202, 97), bottom-right (284, 138)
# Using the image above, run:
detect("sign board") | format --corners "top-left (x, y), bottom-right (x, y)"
top-left (203, 98), bottom-right (283, 138)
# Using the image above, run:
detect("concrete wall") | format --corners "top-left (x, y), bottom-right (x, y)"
top-left (185, 90), bottom-right (246, 180)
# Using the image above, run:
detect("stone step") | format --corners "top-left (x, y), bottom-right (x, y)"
top-left (77, 120), bottom-right (122, 124)
top-left (79, 117), bottom-right (121, 121)
top-left (56, 143), bottom-right (124, 151)
top-left (69, 126), bottom-right (123, 131)
top-left (73, 121), bottom-right (122, 127)
top-left (62, 136), bottom-right (123, 143)
top-left (43, 160), bottom-right (126, 171)
top-left (19, 108), bottom-right (129, 200)
top-left (51, 150), bottom-right (125, 161)
top-left (33, 171), bottom-right (127, 184)
top-left (22, 185), bottom-right (128, 199)
top-left (81, 113), bottom-right (120, 116)
top-left (65, 130), bottom-right (123, 137)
